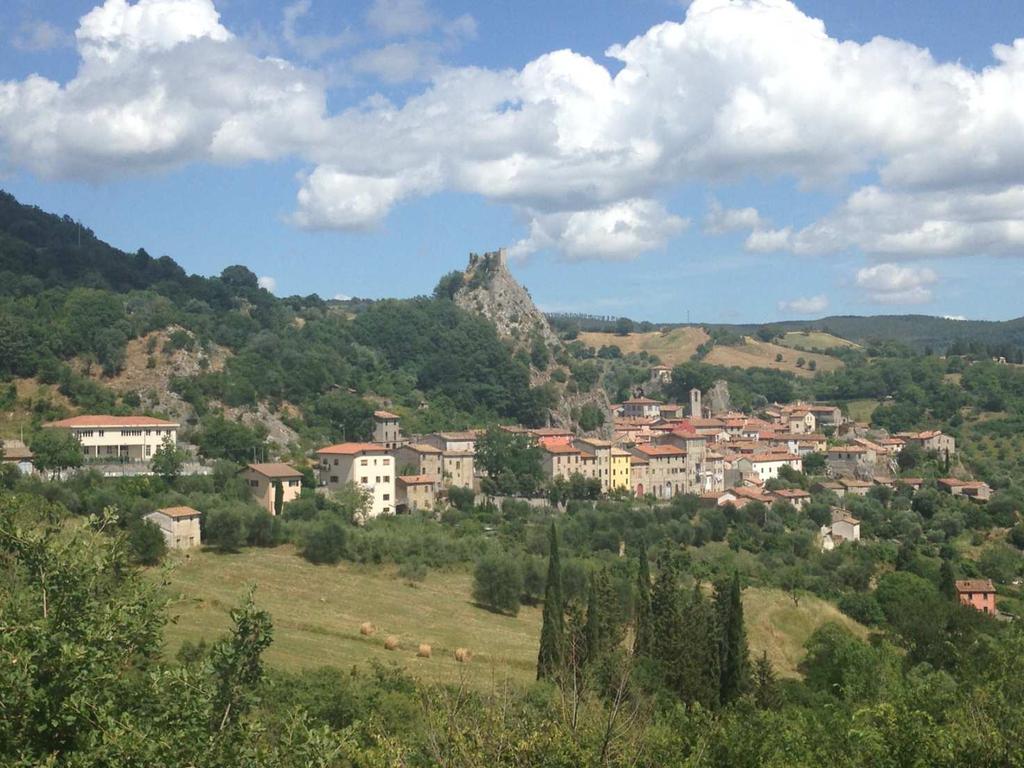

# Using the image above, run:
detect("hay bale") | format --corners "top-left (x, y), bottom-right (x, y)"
top-left (384, 635), bottom-right (400, 651)
top-left (417, 643), bottom-right (432, 658)
top-left (359, 622), bottom-right (376, 636)
top-left (455, 647), bottom-right (472, 663)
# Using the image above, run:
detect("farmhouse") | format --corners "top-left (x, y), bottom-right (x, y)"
top-left (396, 476), bottom-right (436, 513)
top-left (821, 508), bottom-right (861, 551)
top-left (938, 477), bottom-right (992, 502)
top-left (735, 453), bottom-right (802, 483)
top-left (771, 488), bottom-right (812, 510)
top-left (899, 430), bottom-right (956, 455)
top-left (242, 463), bottom-right (303, 515)
top-left (42, 415), bottom-right (179, 462)
top-left (955, 579), bottom-right (997, 616)
top-left (394, 443), bottom-right (443, 487)
top-left (317, 443), bottom-right (395, 519)
top-left (2, 439), bottom-right (34, 475)
top-left (144, 506), bottom-right (201, 550)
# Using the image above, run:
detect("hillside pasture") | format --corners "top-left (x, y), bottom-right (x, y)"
top-left (705, 337), bottom-right (843, 377)
top-left (578, 327), bottom-right (710, 367)
top-left (777, 331), bottom-right (860, 351)
top-left (155, 546), bottom-right (868, 687)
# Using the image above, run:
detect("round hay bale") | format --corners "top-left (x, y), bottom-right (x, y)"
top-left (359, 622), bottom-right (376, 636)
top-left (384, 635), bottom-right (400, 651)
top-left (454, 647), bottom-right (472, 663)
top-left (417, 643), bottom-right (432, 658)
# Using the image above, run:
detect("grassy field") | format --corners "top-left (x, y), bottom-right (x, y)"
top-left (578, 327), bottom-right (710, 367)
top-left (0, 378), bottom-right (74, 440)
top-left (705, 337), bottom-right (843, 378)
top-left (844, 398), bottom-right (882, 423)
top-left (154, 546), bottom-right (867, 687)
top-left (777, 331), bottom-right (860, 351)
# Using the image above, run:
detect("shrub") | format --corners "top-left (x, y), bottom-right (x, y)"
top-left (128, 518), bottom-right (167, 565)
top-left (398, 559), bottom-right (427, 583)
top-left (205, 507), bottom-right (247, 552)
top-left (472, 552), bottom-right (523, 615)
top-left (300, 515), bottom-right (348, 565)
top-left (838, 592), bottom-right (885, 626)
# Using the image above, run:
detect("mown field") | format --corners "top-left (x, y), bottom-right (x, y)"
top-left (705, 337), bottom-right (843, 378)
top-left (777, 331), bottom-right (860, 351)
top-left (578, 327), bottom-right (710, 367)
top-left (154, 546), bottom-right (867, 687)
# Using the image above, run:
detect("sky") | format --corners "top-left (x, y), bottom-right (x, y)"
top-left (1, 0), bottom-right (1023, 323)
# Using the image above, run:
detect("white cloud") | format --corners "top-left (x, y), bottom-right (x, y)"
top-left (12, 20), bottom-right (72, 52)
top-left (703, 199), bottom-right (763, 234)
top-left (282, 0), bottom-right (353, 60)
top-left (855, 263), bottom-right (938, 305)
top-left (365, 0), bottom-right (437, 37)
top-left (510, 199), bottom-right (688, 261)
top-left (3, 0), bottom-right (1024, 261)
top-left (257, 275), bottom-right (277, 292)
top-left (778, 294), bottom-right (828, 314)
top-left (944, 314), bottom-right (967, 321)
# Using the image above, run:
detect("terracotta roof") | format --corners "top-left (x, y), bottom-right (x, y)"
top-left (543, 443), bottom-right (580, 455)
top-left (152, 505), bottom-right (201, 519)
top-left (838, 477), bottom-right (872, 487)
top-left (611, 448), bottom-right (632, 457)
top-left (2, 440), bottom-right (33, 461)
top-left (630, 456), bottom-right (649, 465)
top-left (575, 437), bottom-right (612, 447)
top-left (531, 427), bottom-right (574, 437)
top-left (44, 415), bottom-right (178, 429)
top-left (401, 442), bottom-right (442, 454)
top-left (623, 397), bottom-right (660, 405)
top-left (633, 444), bottom-right (686, 458)
top-left (955, 579), bottom-right (995, 594)
top-left (898, 477), bottom-right (924, 484)
top-left (373, 410), bottom-right (400, 420)
top-left (247, 462), bottom-right (303, 479)
top-left (744, 453), bottom-right (800, 463)
top-left (434, 431), bottom-right (478, 441)
top-left (317, 442), bottom-right (391, 455)
top-left (831, 509), bottom-right (860, 525)
top-left (773, 488), bottom-right (811, 498)
top-left (443, 450), bottom-right (474, 458)
top-left (828, 445), bottom-right (867, 454)
top-left (938, 477), bottom-right (966, 487)
top-left (397, 475), bottom-right (435, 485)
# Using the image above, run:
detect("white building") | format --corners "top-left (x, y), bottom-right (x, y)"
top-left (735, 452), bottom-right (802, 482)
top-left (317, 442), bottom-right (395, 520)
top-left (43, 415), bottom-right (178, 462)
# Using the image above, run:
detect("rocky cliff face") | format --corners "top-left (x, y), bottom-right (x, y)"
top-left (453, 250), bottom-right (610, 432)
top-left (454, 250), bottom-right (561, 352)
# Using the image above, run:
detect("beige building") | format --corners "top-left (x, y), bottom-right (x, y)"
top-left (43, 415), bottom-right (179, 462)
top-left (573, 437), bottom-right (613, 491)
top-left (542, 443), bottom-right (582, 481)
top-left (442, 451), bottom-right (475, 490)
top-left (242, 463), bottom-right (303, 514)
top-left (373, 410), bottom-right (404, 449)
top-left (630, 444), bottom-right (687, 499)
top-left (422, 431), bottom-right (478, 454)
top-left (145, 506), bottom-right (202, 550)
top-left (396, 475), bottom-right (436, 513)
top-left (395, 443), bottom-right (443, 487)
top-left (621, 396), bottom-right (662, 419)
top-left (317, 443), bottom-right (395, 519)
top-left (900, 430), bottom-right (956, 456)
top-left (735, 453), bottom-right (802, 483)
top-left (2, 438), bottom-right (34, 475)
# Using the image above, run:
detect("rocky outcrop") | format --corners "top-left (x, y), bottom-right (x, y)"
top-left (708, 380), bottom-right (733, 415)
top-left (454, 249), bottom-right (561, 352)
top-left (453, 249), bottom-right (609, 431)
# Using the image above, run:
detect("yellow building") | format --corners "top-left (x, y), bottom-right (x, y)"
top-left (242, 463), bottom-right (303, 515)
top-left (610, 448), bottom-right (631, 491)
top-left (43, 415), bottom-right (178, 462)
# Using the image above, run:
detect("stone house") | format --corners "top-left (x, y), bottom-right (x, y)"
top-left (395, 443), bottom-right (443, 488)
top-left (396, 475), bottom-right (436, 513)
top-left (144, 506), bottom-right (201, 550)
top-left (242, 463), bottom-right (303, 515)
top-left (373, 411), bottom-right (404, 449)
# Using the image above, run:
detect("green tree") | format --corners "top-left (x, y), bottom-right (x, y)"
top-left (615, 317), bottom-right (634, 336)
top-left (633, 543), bottom-right (654, 657)
top-left (273, 481), bottom-right (284, 515)
top-left (475, 426), bottom-right (544, 497)
top-left (299, 515), bottom-right (348, 564)
top-left (128, 517), bottom-right (168, 565)
top-left (716, 571), bottom-right (750, 705)
top-left (752, 651), bottom-right (779, 709)
top-left (151, 432), bottom-right (187, 483)
top-left (472, 552), bottom-right (523, 615)
top-left (205, 507), bottom-right (247, 552)
top-left (537, 522), bottom-right (565, 679)
top-left (30, 428), bottom-right (83, 477)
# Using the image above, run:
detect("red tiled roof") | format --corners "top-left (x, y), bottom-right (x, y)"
top-left (44, 415), bottom-right (178, 428)
top-left (623, 397), bottom-right (660, 405)
top-left (955, 579), bottom-right (995, 594)
top-left (374, 410), bottom-right (400, 420)
top-left (247, 462), bottom-right (303, 478)
top-left (317, 442), bottom-right (391, 455)
top-left (543, 443), bottom-right (581, 455)
top-left (402, 443), bottom-right (442, 454)
top-left (773, 488), bottom-right (811, 498)
top-left (633, 444), bottom-right (686, 458)
top-left (398, 475), bottom-right (435, 485)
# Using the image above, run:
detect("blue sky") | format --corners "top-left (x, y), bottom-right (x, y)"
top-left (1, 0), bottom-right (1023, 323)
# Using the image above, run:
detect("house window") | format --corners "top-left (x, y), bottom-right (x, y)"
top-left (376, 476), bottom-right (381, 483)
top-left (361, 476), bottom-right (368, 484)
top-left (383, 476), bottom-right (389, 483)
top-left (330, 475), bottom-right (339, 483)
top-left (383, 494), bottom-right (390, 501)
top-left (360, 459), bottom-right (368, 466)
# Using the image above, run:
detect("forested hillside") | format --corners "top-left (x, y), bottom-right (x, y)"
top-left (0, 190), bottom-right (560, 452)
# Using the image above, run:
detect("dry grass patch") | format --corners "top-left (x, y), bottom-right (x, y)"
top-left (777, 331), bottom-right (860, 351)
top-left (705, 337), bottom-right (842, 377)
top-left (578, 327), bottom-right (710, 367)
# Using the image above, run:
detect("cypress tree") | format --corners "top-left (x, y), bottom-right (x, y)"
top-left (939, 559), bottom-right (957, 600)
top-left (752, 651), bottom-right (779, 709)
top-left (633, 541), bottom-right (654, 657)
top-left (717, 571), bottom-right (750, 705)
top-left (537, 521), bottom-right (565, 680)
top-left (584, 573), bottom-right (602, 666)
top-left (684, 582), bottom-right (721, 709)
top-left (273, 481), bottom-right (284, 516)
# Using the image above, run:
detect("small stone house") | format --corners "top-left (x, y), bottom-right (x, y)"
top-left (396, 475), bottom-right (436, 513)
top-left (144, 506), bottom-right (202, 550)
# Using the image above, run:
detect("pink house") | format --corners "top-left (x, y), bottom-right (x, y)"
top-left (955, 579), bottom-right (997, 615)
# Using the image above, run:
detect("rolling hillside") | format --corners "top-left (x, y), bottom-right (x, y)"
top-left (578, 327), bottom-right (709, 366)
top-left (704, 337), bottom-right (844, 377)
top-left (156, 546), bottom-right (867, 687)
